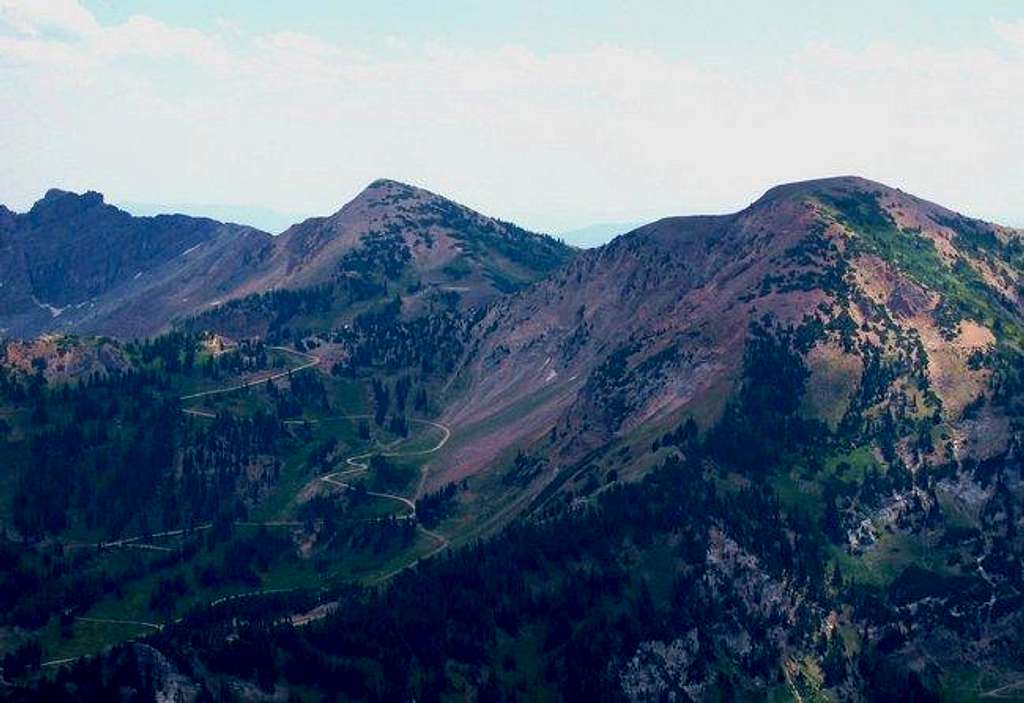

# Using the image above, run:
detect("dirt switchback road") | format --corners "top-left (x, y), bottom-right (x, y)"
top-left (179, 346), bottom-right (319, 402)
top-left (46, 347), bottom-right (454, 659)
top-left (319, 417), bottom-right (451, 547)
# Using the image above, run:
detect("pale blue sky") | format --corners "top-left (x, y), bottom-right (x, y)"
top-left (85, 1), bottom-right (1021, 60)
top-left (2, 1), bottom-right (1023, 238)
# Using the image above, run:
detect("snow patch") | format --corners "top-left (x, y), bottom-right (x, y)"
top-left (181, 243), bottom-right (202, 256)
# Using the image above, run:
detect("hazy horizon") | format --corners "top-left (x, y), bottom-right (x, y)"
top-left (4, 178), bottom-right (1020, 251)
top-left (2, 1), bottom-right (1023, 233)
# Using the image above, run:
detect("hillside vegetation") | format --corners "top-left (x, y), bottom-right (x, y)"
top-left (1, 177), bottom-right (1022, 701)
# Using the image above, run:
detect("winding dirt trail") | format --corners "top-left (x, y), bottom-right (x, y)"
top-left (179, 350), bottom-right (454, 613)
top-left (75, 616), bottom-right (162, 630)
top-left (178, 348), bottom-right (452, 552)
top-left (63, 520), bottom-right (302, 553)
top-left (63, 524), bottom-right (212, 552)
top-left (320, 418), bottom-right (450, 500)
top-left (979, 678), bottom-right (1024, 699)
top-left (287, 417), bottom-right (453, 626)
top-left (45, 347), bottom-right (453, 665)
top-left (41, 618), bottom-right (164, 668)
top-left (316, 416), bottom-right (452, 552)
top-left (179, 346), bottom-right (320, 402)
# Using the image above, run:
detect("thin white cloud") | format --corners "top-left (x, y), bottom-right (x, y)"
top-left (993, 19), bottom-right (1024, 47)
top-left (0, 0), bottom-right (1021, 231)
top-left (0, 0), bottom-right (97, 37)
top-left (99, 15), bottom-right (234, 70)
top-left (0, 1), bottom-right (234, 70)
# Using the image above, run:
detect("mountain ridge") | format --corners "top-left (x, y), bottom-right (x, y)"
top-left (0, 179), bottom-right (574, 338)
top-left (0, 188), bottom-right (272, 338)
top-left (2, 174), bottom-right (1023, 700)
top-left (428, 175), bottom-right (1022, 495)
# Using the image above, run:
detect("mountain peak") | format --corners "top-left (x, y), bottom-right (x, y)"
top-left (40, 188), bottom-right (105, 205)
top-left (366, 177), bottom-right (416, 190)
top-left (29, 188), bottom-right (107, 222)
top-left (236, 176), bottom-right (573, 315)
top-left (353, 177), bottom-right (438, 205)
top-left (298, 179), bottom-right (433, 229)
top-left (315, 178), bottom-right (462, 225)
top-left (752, 175), bottom-right (896, 208)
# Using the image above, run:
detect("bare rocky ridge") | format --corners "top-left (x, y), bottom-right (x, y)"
top-left (1, 335), bottom-right (129, 383)
top-left (433, 176), bottom-right (1023, 489)
top-left (233, 178), bottom-right (572, 309)
top-left (5, 175), bottom-right (1019, 500)
top-left (0, 189), bottom-right (272, 338)
top-left (0, 180), bottom-right (573, 339)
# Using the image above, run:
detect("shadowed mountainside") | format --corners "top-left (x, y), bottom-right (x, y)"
top-left (0, 189), bottom-right (271, 338)
top-left (0, 180), bottom-right (574, 339)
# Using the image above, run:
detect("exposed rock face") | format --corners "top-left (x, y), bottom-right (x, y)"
top-left (619, 529), bottom-right (806, 702)
top-left (433, 176), bottom-right (1023, 488)
top-left (2, 335), bottom-right (129, 382)
top-left (0, 189), bottom-right (271, 338)
top-left (620, 634), bottom-right (703, 702)
top-left (0, 180), bottom-right (573, 338)
top-left (231, 178), bottom-right (573, 307)
top-left (888, 277), bottom-right (933, 318)
top-left (130, 644), bottom-right (201, 703)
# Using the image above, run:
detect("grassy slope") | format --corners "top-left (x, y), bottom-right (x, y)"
top-left (0, 346), bottom-right (457, 664)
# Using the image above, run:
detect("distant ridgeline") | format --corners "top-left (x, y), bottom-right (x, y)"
top-left (1, 176), bottom-right (1022, 701)
top-left (0, 179), bottom-right (573, 340)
